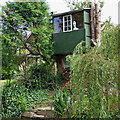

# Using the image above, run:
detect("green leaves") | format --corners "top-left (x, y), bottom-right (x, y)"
top-left (1, 80), bottom-right (50, 118)
top-left (69, 23), bottom-right (119, 118)
top-left (65, 0), bottom-right (104, 10)
top-left (2, 1), bottom-right (54, 79)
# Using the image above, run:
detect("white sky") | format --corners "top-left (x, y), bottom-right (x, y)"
top-left (0, 0), bottom-right (119, 24)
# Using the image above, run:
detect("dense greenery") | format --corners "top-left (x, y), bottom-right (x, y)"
top-left (52, 88), bottom-right (74, 118)
top-left (23, 63), bottom-right (65, 90)
top-left (69, 22), bottom-right (119, 118)
top-left (1, 1), bottom-right (119, 119)
top-left (1, 80), bottom-right (50, 118)
top-left (2, 1), bottom-right (54, 79)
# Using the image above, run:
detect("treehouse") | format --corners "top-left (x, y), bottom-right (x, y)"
top-left (52, 9), bottom-right (91, 55)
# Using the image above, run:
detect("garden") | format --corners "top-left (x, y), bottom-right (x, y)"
top-left (1, 0), bottom-right (119, 119)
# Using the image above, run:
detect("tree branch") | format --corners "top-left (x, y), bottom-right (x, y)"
top-left (24, 43), bottom-right (50, 64)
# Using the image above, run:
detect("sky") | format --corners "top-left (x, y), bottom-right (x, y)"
top-left (0, 0), bottom-right (119, 24)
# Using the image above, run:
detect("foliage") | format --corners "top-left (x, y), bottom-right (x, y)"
top-left (2, 1), bottom-right (54, 79)
top-left (25, 63), bottom-right (55, 89)
top-left (65, 0), bottom-right (104, 10)
top-left (1, 80), bottom-right (49, 118)
top-left (22, 63), bottom-right (65, 90)
top-left (52, 87), bottom-right (75, 118)
top-left (69, 23), bottom-right (119, 118)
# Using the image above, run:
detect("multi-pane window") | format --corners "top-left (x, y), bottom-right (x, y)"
top-left (63, 15), bottom-right (72, 32)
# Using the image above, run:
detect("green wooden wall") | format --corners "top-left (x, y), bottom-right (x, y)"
top-left (53, 28), bottom-right (85, 54)
top-left (83, 9), bottom-right (91, 47)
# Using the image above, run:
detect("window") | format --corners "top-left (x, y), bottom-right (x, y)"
top-left (73, 12), bottom-right (83, 29)
top-left (54, 16), bottom-right (63, 33)
top-left (63, 15), bottom-right (72, 32)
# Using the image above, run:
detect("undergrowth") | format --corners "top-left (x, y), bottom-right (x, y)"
top-left (1, 80), bottom-right (50, 118)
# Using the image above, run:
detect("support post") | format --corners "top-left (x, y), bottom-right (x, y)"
top-left (95, 3), bottom-right (101, 46)
top-left (55, 55), bottom-right (65, 73)
top-left (90, 4), bottom-right (95, 43)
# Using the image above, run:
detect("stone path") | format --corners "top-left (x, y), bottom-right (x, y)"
top-left (22, 106), bottom-right (55, 119)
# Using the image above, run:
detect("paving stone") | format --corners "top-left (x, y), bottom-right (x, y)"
top-left (22, 112), bottom-right (35, 118)
top-left (36, 110), bottom-right (55, 118)
top-left (22, 112), bottom-right (44, 118)
top-left (37, 106), bottom-right (54, 111)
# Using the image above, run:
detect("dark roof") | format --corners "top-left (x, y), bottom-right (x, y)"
top-left (52, 8), bottom-right (90, 17)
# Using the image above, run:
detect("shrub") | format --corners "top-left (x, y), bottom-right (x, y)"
top-left (24, 63), bottom-right (65, 90)
top-left (1, 80), bottom-right (49, 118)
top-left (52, 87), bottom-right (75, 118)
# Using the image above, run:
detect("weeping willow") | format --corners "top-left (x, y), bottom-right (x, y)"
top-left (70, 23), bottom-right (119, 118)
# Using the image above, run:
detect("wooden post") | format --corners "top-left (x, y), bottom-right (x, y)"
top-left (95, 3), bottom-right (101, 46)
top-left (90, 4), bottom-right (96, 43)
top-left (55, 55), bottom-right (65, 73)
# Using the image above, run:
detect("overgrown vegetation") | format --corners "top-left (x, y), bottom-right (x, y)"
top-left (68, 21), bottom-right (119, 118)
top-left (52, 88), bottom-right (74, 118)
top-left (1, 0), bottom-right (119, 119)
top-left (22, 63), bottom-right (65, 90)
top-left (1, 80), bottom-right (50, 118)
top-left (2, 1), bottom-right (54, 79)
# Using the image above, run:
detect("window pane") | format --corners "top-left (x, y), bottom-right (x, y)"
top-left (68, 21), bottom-right (71, 26)
top-left (64, 16), bottom-right (67, 21)
top-left (65, 27), bottom-right (67, 31)
top-left (68, 26), bottom-right (71, 30)
top-left (73, 12), bottom-right (83, 29)
top-left (65, 22), bottom-right (67, 26)
top-left (54, 16), bottom-right (63, 33)
top-left (68, 16), bottom-right (71, 20)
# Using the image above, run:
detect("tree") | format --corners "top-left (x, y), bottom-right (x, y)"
top-left (2, 1), bottom-right (54, 78)
top-left (65, 0), bottom-right (104, 10)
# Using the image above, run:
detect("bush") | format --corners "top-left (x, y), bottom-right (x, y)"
top-left (69, 24), bottom-right (119, 118)
top-left (1, 80), bottom-right (49, 118)
top-left (24, 63), bottom-right (65, 90)
top-left (52, 87), bottom-right (75, 118)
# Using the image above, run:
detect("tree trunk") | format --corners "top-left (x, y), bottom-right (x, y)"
top-left (90, 3), bottom-right (101, 46)
top-left (55, 55), bottom-right (65, 73)
top-left (95, 3), bottom-right (101, 46)
top-left (90, 4), bottom-right (95, 43)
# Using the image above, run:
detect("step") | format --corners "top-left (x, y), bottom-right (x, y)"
top-left (37, 106), bottom-right (54, 111)
top-left (22, 112), bottom-right (44, 118)
top-left (36, 106), bottom-right (55, 118)
top-left (32, 106), bottom-right (54, 112)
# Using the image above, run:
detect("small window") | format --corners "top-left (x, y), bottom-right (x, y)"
top-left (63, 15), bottom-right (72, 32)
top-left (73, 12), bottom-right (84, 29)
top-left (54, 16), bottom-right (63, 33)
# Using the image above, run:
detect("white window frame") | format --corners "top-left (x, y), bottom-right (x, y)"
top-left (63, 14), bottom-right (72, 32)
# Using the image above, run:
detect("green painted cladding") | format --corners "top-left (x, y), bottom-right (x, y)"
top-left (83, 10), bottom-right (91, 47)
top-left (53, 29), bottom-right (85, 54)
top-left (83, 10), bottom-right (90, 23)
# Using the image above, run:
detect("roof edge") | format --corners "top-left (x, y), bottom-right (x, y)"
top-left (52, 8), bottom-right (90, 17)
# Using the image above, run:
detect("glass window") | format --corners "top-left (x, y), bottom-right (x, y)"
top-left (72, 12), bottom-right (84, 29)
top-left (54, 16), bottom-right (63, 33)
top-left (63, 15), bottom-right (72, 32)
